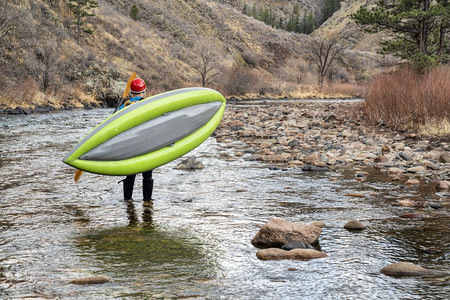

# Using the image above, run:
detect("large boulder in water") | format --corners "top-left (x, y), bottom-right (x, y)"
top-left (251, 218), bottom-right (322, 248)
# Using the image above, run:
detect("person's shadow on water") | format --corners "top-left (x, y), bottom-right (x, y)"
top-left (124, 199), bottom-right (154, 228)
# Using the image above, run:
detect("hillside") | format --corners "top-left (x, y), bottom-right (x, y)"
top-left (0, 0), bottom-right (392, 111)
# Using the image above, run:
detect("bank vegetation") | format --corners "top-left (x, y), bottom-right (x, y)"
top-left (0, 0), bottom-right (448, 136)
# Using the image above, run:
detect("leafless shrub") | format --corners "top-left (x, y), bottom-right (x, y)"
top-left (364, 66), bottom-right (450, 131)
top-left (28, 41), bottom-right (61, 93)
top-left (220, 64), bottom-right (259, 96)
top-left (0, 1), bottom-right (30, 54)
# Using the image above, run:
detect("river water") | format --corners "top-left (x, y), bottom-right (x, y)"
top-left (0, 108), bottom-right (448, 299)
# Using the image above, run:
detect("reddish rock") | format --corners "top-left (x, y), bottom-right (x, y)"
top-left (381, 262), bottom-right (432, 277)
top-left (435, 181), bottom-right (450, 190)
top-left (395, 199), bottom-right (417, 207)
top-left (256, 248), bottom-right (327, 260)
top-left (399, 213), bottom-right (422, 219)
top-left (345, 193), bottom-right (365, 198)
top-left (405, 178), bottom-right (420, 185)
top-left (69, 276), bottom-right (110, 285)
top-left (374, 155), bottom-right (389, 163)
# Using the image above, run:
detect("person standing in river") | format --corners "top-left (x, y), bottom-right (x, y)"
top-left (118, 78), bottom-right (154, 205)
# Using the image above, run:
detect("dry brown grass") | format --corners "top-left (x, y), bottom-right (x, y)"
top-left (286, 83), bottom-right (365, 99)
top-left (364, 66), bottom-right (450, 135)
top-left (419, 118), bottom-right (450, 137)
top-left (322, 82), bottom-right (366, 98)
top-left (0, 78), bottom-right (39, 109)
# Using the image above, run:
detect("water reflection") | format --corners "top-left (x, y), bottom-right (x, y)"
top-left (124, 199), bottom-right (154, 228)
top-left (76, 213), bottom-right (219, 298)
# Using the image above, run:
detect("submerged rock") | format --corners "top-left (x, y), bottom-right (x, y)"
top-left (173, 157), bottom-right (204, 170)
top-left (399, 213), bottom-right (422, 219)
top-left (256, 248), bottom-right (327, 260)
top-left (281, 241), bottom-right (314, 250)
top-left (69, 276), bottom-right (110, 285)
top-left (395, 199), bottom-right (417, 207)
top-left (381, 262), bottom-right (433, 277)
top-left (344, 220), bottom-right (366, 230)
top-left (301, 165), bottom-right (329, 172)
top-left (309, 221), bottom-right (326, 228)
top-left (251, 218), bottom-right (322, 248)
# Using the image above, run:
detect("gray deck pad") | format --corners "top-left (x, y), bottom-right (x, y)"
top-left (80, 101), bottom-right (221, 161)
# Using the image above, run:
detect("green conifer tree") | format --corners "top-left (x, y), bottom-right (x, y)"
top-left (351, 0), bottom-right (450, 71)
top-left (130, 4), bottom-right (141, 21)
top-left (68, 0), bottom-right (98, 44)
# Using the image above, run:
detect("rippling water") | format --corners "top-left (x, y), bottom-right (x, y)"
top-left (0, 108), bottom-right (448, 299)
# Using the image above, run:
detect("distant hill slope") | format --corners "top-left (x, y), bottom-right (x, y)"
top-left (0, 0), bottom-right (392, 110)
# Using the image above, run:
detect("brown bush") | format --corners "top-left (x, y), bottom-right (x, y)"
top-left (0, 78), bottom-right (39, 109)
top-left (220, 65), bottom-right (260, 96)
top-left (364, 66), bottom-right (450, 131)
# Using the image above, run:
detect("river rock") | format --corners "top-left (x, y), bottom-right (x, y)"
top-left (344, 220), bottom-right (366, 230)
top-left (395, 199), bottom-right (417, 207)
top-left (374, 155), bottom-right (389, 163)
top-left (388, 167), bottom-right (404, 175)
top-left (251, 218), bottom-right (322, 248)
top-left (435, 180), bottom-right (450, 190)
top-left (302, 165), bottom-right (329, 172)
top-left (422, 160), bottom-right (440, 170)
top-left (407, 166), bottom-right (426, 173)
top-left (173, 157), bottom-right (204, 170)
top-left (281, 241), bottom-right (314, 250)
top-left (381, 262), bottom-right (432, 277)
top-left (399, 213), bottom-right (422, 219)
top-left (69, 276), bottom-right (110, 285)
top-left (398, 152), bottom-right (411, 161)
top-left (381, 145), bottom-right (391, 154)
top-left (309, 221), bottom-right (326, 228)
top-left (405, 178), bottom-right (420, 185)
top-left (439, 153), bottom-right (450, 163)
top-left (302, 152), bottom-right (321, 164)
top-left (256, 248), bottom-right (327, 260)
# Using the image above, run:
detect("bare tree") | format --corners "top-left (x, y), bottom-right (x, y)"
top-left (0, 2), bottom-right (14, 42)
top-left (29, 41), bottom-right (60, 93)
top-left (306, 36), bottom-right (345, 87)
top-left (0, 2), bottom-right (25, 56)
top-left (192, 42), bottom-right (220, 87)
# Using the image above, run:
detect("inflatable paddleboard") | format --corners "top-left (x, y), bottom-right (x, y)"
top-left (63, 87), bottom-right (226, 175)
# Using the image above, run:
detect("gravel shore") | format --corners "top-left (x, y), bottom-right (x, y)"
top-left (215, 101), bottom-right (450, 192)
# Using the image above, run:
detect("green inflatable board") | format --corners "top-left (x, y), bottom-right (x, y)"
top-left (63, 87), bottom-right (226, 175)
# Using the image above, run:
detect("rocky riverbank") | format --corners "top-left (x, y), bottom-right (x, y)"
top-left (0, 102), bottom-right (103, 115)
top-left (215, 100), bottom-right (450, 194)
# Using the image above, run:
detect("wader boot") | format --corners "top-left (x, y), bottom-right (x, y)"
top-left (143, 178), bottom-right (154, 203)
top-left (123, 175), bottom-right (136, 200)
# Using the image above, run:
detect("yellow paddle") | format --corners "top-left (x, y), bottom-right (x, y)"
top-left (74, 72), bottom-right (137, 182)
